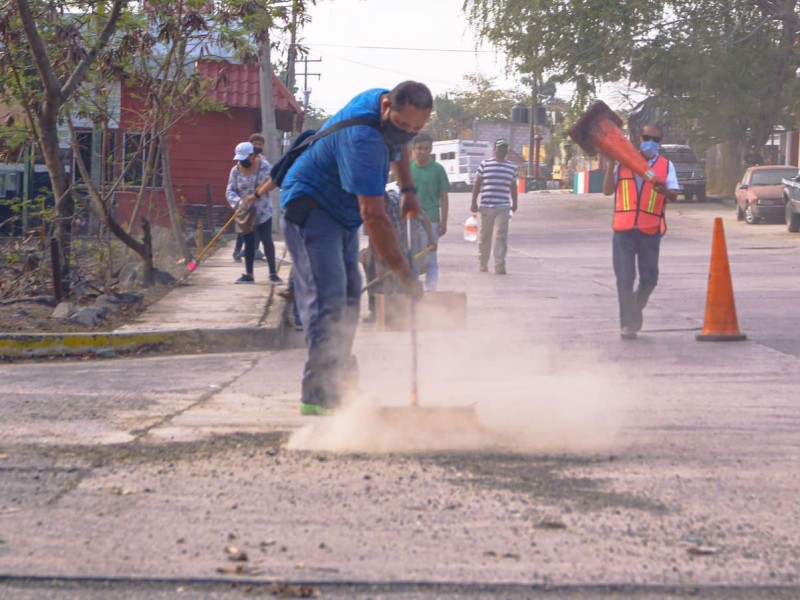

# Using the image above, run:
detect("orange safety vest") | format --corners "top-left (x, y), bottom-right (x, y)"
top-left (613, 155), bottom-right (668, 235)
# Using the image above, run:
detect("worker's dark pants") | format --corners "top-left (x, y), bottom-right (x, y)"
top-left (612, 229), bottom-right (661, 331)
top-left (241, 231), bottom-right (256, 275)
top-left (282, 204), bottom-right (361, 408)
top-left (237, 220), bottom-right (278, 277)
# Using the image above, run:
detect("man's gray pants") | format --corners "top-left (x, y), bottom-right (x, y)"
top-left (478, 205), bottom-right (511, 270)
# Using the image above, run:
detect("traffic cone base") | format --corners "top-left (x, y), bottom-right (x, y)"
top-left (696, 332), bottom-right (747, 342)
top-left (696, 218), bottom-right (746, 342)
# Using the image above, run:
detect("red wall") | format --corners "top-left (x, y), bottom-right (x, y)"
top-left (116, 87), bottom-right (259, 229)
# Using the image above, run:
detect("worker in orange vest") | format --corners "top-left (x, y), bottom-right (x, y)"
top-left (602, 123), bottom-right (679, 340)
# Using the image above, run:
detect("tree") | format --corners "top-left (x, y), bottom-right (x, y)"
top-left (118, 0), bottom-right (236, 267)
top-left (8, 1), bottom-right (249, 288)
top-left (230, 0), bottom-right (315, 164)
top-left (429, 94), bottom-right (473, 139)
top-left (3, 0), bottom-right (128, 294)
top-left (300, 103), bottom-right (330, 130)
top-left (1, 1), bottom-right (310, 292)
top-left (455, 72), bottom-right (528, 122)
top-left (426, 72), bottom-right (528, 139)
top-left (464, 0), bottom-right (800, 191)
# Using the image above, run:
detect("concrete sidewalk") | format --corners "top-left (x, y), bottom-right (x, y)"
top-left (0, 237), bottom-right (291, 360)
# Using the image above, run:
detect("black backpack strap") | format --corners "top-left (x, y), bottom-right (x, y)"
top-left (294, 117), bottom-right (380, 152)
top-left (270, 117), bottom-right (382, 187)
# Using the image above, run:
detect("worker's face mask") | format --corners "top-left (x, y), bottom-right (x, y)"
top-left (381, 112), bottom-right (416, 147)
top-left (639, 140), bottom-right (660, 160)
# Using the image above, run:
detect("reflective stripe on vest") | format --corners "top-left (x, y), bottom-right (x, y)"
top-left (613, 155), bottom-right (669, 235)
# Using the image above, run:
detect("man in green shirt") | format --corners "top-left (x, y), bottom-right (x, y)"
top-left (410, 133), bottom-right (450, 291)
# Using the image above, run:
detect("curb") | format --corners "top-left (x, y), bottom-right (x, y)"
top-left (0, 326), bottom-right (283, 360)
top-left (0, 296), bottom-right (290, 361)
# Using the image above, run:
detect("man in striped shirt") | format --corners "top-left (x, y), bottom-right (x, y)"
top-left (470, 139), bottom-right (519, 274)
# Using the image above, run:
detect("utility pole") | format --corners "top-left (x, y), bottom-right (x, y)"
top-left (285, 5), bottom-right (297, 92)
top-left (296, 55), bottom-right (321, 110)
top-left (528, 76), bottom-right (537, 181)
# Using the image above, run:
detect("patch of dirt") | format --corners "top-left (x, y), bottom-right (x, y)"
top-left (0, 285), bottom-right (175, 333)
top-left (0, 226), bottom-right (186, 334)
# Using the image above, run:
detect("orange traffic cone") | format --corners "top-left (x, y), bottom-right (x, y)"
top-left (696, 218), bottom-right (747, 341)
top-left (568, 100), bottom-right (663, 186)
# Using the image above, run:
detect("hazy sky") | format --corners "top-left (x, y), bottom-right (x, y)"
top-left (292, 0), bottom-right (517, 113)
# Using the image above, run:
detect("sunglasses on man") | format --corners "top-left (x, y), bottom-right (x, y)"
top-left (640, 135), bottom-right (662, 143)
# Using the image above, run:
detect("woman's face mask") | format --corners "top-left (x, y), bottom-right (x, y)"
top-left (639, 140), bottom-right (660, 160)
top-left (381, 113), bottom-right (416, 146)
top-left (239, 158), bottom-right (252, 168)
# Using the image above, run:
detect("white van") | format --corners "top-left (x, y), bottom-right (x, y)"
top-left (432, 140), bottom-right (493, 192)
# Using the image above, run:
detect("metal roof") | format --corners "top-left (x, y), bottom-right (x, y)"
top-left (197, 59), bottom-right (304, 116)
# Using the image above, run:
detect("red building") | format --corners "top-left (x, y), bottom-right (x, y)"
top-left (111, 59), bottom-right (304, 230)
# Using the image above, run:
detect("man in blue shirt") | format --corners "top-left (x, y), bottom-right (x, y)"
top-left (280, 81), bottom-right (432, 416)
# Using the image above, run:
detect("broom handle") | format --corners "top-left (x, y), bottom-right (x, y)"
top-left (195, 207), bottom-right (240, 262)
top-left (407, 219), bottom-right (419, 407)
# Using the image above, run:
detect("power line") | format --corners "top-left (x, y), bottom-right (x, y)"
top-left (307, 49), bottom-right (471, 89)
top-left (304, 43), bottom-right (498, 53)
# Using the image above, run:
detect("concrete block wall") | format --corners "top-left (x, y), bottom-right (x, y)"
top-left (472, 120), bottom-right (533, 156)
top-left (472, 119), bottom-right (552, 158)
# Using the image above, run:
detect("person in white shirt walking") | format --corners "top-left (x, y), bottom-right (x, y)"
top-left (470, 139), bottom-right (518, 275)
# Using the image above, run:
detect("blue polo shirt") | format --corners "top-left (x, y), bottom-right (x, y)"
top-left (279, 88), bottom-right (392, 229)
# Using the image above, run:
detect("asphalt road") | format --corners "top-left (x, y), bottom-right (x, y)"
top-left (2, 192), bottom-right (800, 599)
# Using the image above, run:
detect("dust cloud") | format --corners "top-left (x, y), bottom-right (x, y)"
top-left (287, 322), bottom-right (640, 455)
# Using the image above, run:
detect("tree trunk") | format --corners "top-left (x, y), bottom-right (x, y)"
top-left (37, 113), bottom-right (73, 296)
top-left (258, 35), bottom-right (281, 233)
top-left (707, 142), bottom-right (741, 197)
top-left (141, 217), bottom-right (154, 286)
top-left (160, 135), bottom-right (193, 262)
top-left (258, 36), bottom-right (280, 164)
top-left (127, 133), bottom-right (162, 234)
top-left (14, 0), bottom-right (126, 295)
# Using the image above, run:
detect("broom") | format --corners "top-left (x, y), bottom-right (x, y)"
top-left (186, 208), bottom-right (240, 272)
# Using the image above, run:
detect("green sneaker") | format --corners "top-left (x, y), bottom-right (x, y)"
top-left (300, 402), bottom-right (334, 416)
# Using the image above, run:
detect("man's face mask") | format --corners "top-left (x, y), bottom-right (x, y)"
top-left (381, 112), bottom-right (416, 146)
top-left (252, 147), bottom-right (263, 155)
top-left (639, 140), bottom-right (660, 160)
top-left (496, 147), bottom-right (509, 160)
top-left (239, 158), bottom-right (252, 168)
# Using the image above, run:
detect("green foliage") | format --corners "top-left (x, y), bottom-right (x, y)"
top-left (463, 0), bottom-right (800, 151)
top-left (464, 0), bottom-right (655, 103)
top-left (301, 104), bottom-right (330, 130)
top-left (429, 95), bottom-right (472, 139)
top-left (427, 72), bottom-right (529, 139)
top-left (218, 0), bottom-right (313, 59)
top-left (456, 72), bottom-right (529, 121)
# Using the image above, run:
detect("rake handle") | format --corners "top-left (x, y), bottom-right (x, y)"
top-left (194, 207), bottom-right (241, 263)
